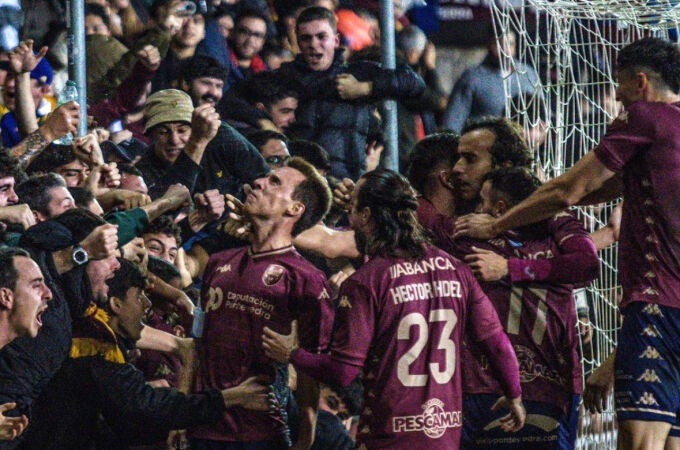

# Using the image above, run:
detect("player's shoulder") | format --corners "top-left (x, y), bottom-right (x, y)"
top-left (614, 100), bottom-right (680, 125)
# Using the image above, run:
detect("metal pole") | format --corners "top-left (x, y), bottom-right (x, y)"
top-left (68, 0), bottom-right (87, 136)
top-left (380, 0), bottom-right (399, 172)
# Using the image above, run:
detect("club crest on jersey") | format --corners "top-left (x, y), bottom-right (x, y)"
top-left (392, 398), bottom-right (461, 439)
top-left (262, 264), bottom-right (285, 286)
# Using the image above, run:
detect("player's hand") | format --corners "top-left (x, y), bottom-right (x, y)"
top-left (329, 269), bottom-right (353, 299)
top-left (262, 325), bottom-right (297, 364)
top-left (584, 352), bottom-right (615, 413)
top-left (336, 73), bottom-right (371, 100)
top-left (333, 178), bottom-right (355, 211)
top-left (491, 396), bottom-right (525, 432)
top-left (454, 213), bottom-right (498, 240)
top-left (223, 192), bottom-right (252, 241)
top-left (464, 246), bottom-right (509, 281)
top-left (223, 376), bottom-right (270, 411)
top-left (0, 403), bottom-right (29, 441)
top-left (0, 204), bottom-right (35, 229)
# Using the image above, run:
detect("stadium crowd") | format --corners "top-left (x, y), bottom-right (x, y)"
top-left (0, 0), bottom-right (673, 448)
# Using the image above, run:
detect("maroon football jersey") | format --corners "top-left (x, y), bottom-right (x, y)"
top-left (594, 101), bottom-right (680, 310)
top-left (190, 245), bottom-right (333, 442)
top-left (331, 245), bottom-right (503, 449)
top-left (432, 211), bottom-right (586, 412)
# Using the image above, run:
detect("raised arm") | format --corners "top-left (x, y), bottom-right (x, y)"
top-left (455, 152), bottom-right (617, 240)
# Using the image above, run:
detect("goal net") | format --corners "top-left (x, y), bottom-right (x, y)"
top-left (488, 1), bottom-right (680, 447)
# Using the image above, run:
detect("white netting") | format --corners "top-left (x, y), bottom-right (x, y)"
top-left (488, 1), bottom-right (680, 448)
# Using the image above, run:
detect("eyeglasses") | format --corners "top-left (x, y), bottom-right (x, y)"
top-left (265, 155), bottom-right (290, 167)
top-left (236, 26), bottom-right (266, 40)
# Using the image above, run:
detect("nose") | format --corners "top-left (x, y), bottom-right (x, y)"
top-left (253, 176), bottom-right (266, 190)
top-left (7, 187), bottom-right (18, 205)
top-left (452, 160), bottom-right (465, 175)
top-left (169, 130), bottom-right (183, 146)
top-left (43, 283), bottom-right (53, 301)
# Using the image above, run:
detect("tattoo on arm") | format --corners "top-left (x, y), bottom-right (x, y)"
top-left (11, 129), bottom-right (49, 168)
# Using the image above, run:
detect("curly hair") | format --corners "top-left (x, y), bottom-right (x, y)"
top-left (463, 117), bottom-right (532, 168)
top-left (0, 150), bottom-right (23, 180)
top-left (144, 215), bottom-right (182, 247)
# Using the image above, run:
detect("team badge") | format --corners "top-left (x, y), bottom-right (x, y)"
top-left (262, 264), bottom-right (285, 286)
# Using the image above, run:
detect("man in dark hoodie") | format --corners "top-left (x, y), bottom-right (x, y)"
top-left (277, 6), bottom-right (425, 180)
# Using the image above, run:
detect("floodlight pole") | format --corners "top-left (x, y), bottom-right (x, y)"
top-left (381, 0), bottom-right (399, 172)
top-left (67, 0), bottom-right (88, 136)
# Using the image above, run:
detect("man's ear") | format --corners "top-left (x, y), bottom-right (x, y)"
top-left (500, 160), bottom-right (514, 169)
top-left (359, 206), bottom-right (371, 225)
top-left (0, 287), bottom-right (13, 310)
top-left (287, 201), bottom-right (305, 218)
top-left (180, 80), bottom-right (190, 93)
top-left (109, 296), bottom-right (124, 315)
top-left (496, 199), bottom-right (509, 216)
top-left (438, 170), bottom-right (455, 190)
top-left (33, 210), bottom-right (46, 223)
top-left (255, 102), bottom-right (267, 113)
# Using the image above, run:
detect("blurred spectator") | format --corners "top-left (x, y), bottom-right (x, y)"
top-left (261, 43), bottom-right (294, 70)
top-left (151, 0), bottom-right (206, 92)
top-left (177, 54), bottom-right (229, 107)
top-left (279, 6), bottom-right (424, 180)
top-left (247, 129), bottom-right (290, 169)
top-left (224, 9), bottom-right (269, 90)
top-left (219, 70), bottom-right (298, 134)
top-left (443, 30), bottom-right (539, 133)
top-left (0, 56), bottom-right (54, 148)
top-left (395, 25), bottom-right (446, 168)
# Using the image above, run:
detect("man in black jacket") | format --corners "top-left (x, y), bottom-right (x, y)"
top-left (19, 257), bottom-right (270, 449)
top-left (278, 6), bottom-right (426, 180)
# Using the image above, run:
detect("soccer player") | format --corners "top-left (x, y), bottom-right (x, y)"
top-left (454, 37), bottom-right (680, 450)
top-left (189, 157), bottom-right (334, 449)
top-left (451, 168), bottom-right (598, 449)
top-left (263, 169), bottom-right (525, 449)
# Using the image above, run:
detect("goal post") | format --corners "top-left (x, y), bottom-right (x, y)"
top-left (487, 1), bottom-right (680, 447)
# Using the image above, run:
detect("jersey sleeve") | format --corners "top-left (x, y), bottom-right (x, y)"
top-left (593, 101), bottom-right (656, 172)
top-left (329, 278), bottom-right (376, 369)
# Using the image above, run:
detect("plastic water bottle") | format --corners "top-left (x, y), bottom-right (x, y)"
top-left (53, 80), bottom-right (78, 145)
top-left (191, 298), bottom-right (205, 338)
